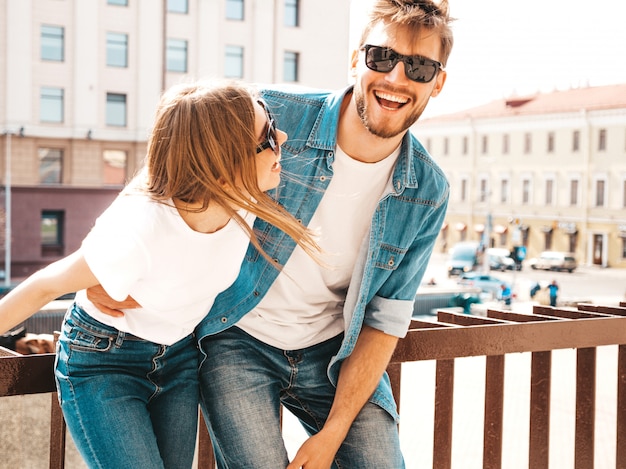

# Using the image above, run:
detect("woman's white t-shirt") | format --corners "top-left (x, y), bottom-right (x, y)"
top-left (74, 192), bottom-right (255, 345)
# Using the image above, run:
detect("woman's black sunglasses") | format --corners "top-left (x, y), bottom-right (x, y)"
top-left (256, 101), bottom-right (279, 155)
top-left (361, 44), bottom-right (442, 83)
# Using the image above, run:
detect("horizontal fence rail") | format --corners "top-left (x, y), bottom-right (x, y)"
top-left (2, 302), bottom-right (625, 468)
top-left (387, 302), bottom-right (626, 469)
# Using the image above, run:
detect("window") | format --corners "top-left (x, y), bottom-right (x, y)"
top-left (462, 136), bottom-right (468, 155)
top-left (547, 132), bottom-right (555, 153)
top-left (502, 134), bottom-right (509, 154)
top-left (226, 0), bottom-right (244, 20)
top-left (524, 133), bottom-right (532, 154)
top-left (460, 178), bottom-right (468, 202)
top-left (41, 25), bottom-right (64, 61)
top-left (106, 32), bottom-right (128, 67)
top-left (595, 179), bottom-right (606, 207)
top-left (283, 51), bottom-right (299, 82)
top-left (38, 148), bottom-right (63, 184)
top-left (598, 128), bottom-right (607, 151)
top-left (41, 210), bottom-right (64, 257)
top-left (522, 179), bottom-right (531, 204)
top-left (443, 137), bottom-right (449, 156)
top-left (545, 178), bottom-right (554, 205)
top-left (570, 179), bottom-right (579, 206)
top-left (167, 38), bottom-right (188, 72)
top-left (224, 45), bottom-right (243, 78)
top-left (106, 93), bottom-right (127, 126)
top-left (481, 135), bottom-right (488, 154)
top-left (107, 0), bottom-right (128, 5)
top-left (40, 87), bottom-right (64, 123)
top-left (479, 177), bottom-right (488, 203)
top-left (285, 0), bottom-right (299, 27)
top-left (572, 130), bottom-right (580, 152)
top-left (167, 0), bottom-right (188, 13)
top-left (103, 150), bottom-right (127, 185)
top-left (500, 179), bottom-right (509, 204)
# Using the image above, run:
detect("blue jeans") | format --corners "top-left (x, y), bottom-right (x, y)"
top-left (55, 304), bottom-right (199, 469)
top-left (199, 326), bottom-right (404, 469)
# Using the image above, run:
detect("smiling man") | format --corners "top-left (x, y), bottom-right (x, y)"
top-left (195, 1), bottom-right (455, 468)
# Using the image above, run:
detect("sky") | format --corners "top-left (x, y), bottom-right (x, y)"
top-left (350, 0), bottom-right (626, 118)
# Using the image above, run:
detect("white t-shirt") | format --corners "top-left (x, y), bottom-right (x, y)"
top-left (237, 145), bottom-right (399, 349)
top-left (74, 192), bottom-right (255, 345)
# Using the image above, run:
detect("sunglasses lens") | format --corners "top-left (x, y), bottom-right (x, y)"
top-left (405, 58), bottom-right (438, 83)
top-left (267, 119), bottom-right (278, 153)
top-left (365, 46), bottom-right (397, 73)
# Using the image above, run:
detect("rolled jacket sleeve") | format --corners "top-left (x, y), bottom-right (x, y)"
top-left (363, 295), bottom-right (414, 338)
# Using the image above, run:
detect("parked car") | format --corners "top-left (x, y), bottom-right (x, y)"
top-left (486, 248), bottom-right (516, 271)
top-left (528, 251), bottom-right (577, 272)
top-left (446, 241), bottom-right (483, 277)
top-left (457, 272), bottom-right (510, 297)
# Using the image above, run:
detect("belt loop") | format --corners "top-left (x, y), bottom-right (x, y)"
top-left (115, 331), bottom-right (125, 347)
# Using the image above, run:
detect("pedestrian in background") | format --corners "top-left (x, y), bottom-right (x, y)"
top-left (548, 279), bottom-right (559, 307)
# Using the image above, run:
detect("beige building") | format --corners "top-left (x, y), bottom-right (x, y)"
top-left (0, 0), bottom-right (352, 279)
top-left (413, 83), bottom-right (626, 268)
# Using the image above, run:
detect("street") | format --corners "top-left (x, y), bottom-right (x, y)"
top-left (423, 251), bottom-right (626, 308)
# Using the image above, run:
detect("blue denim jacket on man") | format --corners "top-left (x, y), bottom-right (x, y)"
top-left (196, 85), bottom-right (449, 421)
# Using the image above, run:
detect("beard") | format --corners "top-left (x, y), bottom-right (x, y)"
top-left (354, 83), bottom-right (428, 139)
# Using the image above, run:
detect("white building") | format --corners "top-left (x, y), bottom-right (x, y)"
top-left (413, 84), bottom-right (626, 268)
top-left (0, 0), bottom-right (353, 278)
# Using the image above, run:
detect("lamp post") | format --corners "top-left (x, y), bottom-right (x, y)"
top-left (3, 130), bottom-right (12, 287)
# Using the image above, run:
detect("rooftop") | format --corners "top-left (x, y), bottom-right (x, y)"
top-left (418, 83), bottom-right (626, 124)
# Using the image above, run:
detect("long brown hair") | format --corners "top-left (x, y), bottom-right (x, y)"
top-left (142, 80), bottom-right (319, 264)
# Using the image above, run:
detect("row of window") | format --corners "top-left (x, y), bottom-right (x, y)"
top-left (41, 88), bottom-right (126, 126)
top-left (432, 128), bottom-right (623, 156)
top-left (38, 148), bottom-right (127, 185)
top-left (107, 0), bottom-right (300, 25)
top-left (42, 24), bottom-right (190, 73)
top-left (459, 176), bottom-right (625, 208)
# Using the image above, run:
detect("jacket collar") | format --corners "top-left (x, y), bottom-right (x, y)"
top-left (309, 85), bottom-right (421, 191)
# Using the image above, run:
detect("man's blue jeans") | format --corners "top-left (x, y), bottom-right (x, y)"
top-left (199, 326), bottom-right (405, 469)
top-left (55, 304), bottom-right (199, 469)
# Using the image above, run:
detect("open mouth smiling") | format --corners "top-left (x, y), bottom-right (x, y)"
top-left (374, 91), bottom-right (409, 110)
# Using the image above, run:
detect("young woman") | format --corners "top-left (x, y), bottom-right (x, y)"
top-left (0, 80), bottom-right (318, 469)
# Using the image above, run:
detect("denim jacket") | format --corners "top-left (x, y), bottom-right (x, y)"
top-left (196, 85), bottom-right (449, 420)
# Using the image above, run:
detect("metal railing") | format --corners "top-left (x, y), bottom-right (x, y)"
top-left (2, 302), bottom-right (625, 468)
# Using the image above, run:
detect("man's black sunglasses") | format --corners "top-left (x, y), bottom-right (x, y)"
top-left (256, 101), bottom-right (279, 155)
top-left (361, 44), bottom-right (443, 83)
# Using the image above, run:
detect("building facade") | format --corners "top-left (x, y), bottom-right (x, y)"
top-left (413, 84), bottom-right (626, 269)
top-left (0, 0), bottom-right (352, 280)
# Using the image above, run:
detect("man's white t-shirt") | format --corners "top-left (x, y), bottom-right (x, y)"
top-left (237, 145), bottom-right (399, 349)
top-left (74, 193), bottom-right (255, 345)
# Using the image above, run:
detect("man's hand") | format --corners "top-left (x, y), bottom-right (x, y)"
top-left (86, 284), bottom-right (140, 317)
top-left (286, 430), bottom-right (341, 469)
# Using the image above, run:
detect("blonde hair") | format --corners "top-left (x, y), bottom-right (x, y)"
top-left (142, 80), bottom-right (319, 264)
top-left (360, 0), bottom-right (455, 67)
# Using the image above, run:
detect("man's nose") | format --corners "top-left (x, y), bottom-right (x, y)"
top-left (384, 60), bottom-right (409, 84)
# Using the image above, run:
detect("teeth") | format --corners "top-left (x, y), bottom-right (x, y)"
top-left (375, 91), bottom-right (408, 104)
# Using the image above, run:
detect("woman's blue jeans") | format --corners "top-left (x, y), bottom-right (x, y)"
top-left (55, 304), bottom-right (200, 469)
top-left (199, 326), bottom-right (405, 469)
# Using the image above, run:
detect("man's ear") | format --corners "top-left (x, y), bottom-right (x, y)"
top-left (349, 49), bottom-right (359, 79)
top-left (430, 69), bottom-right (447, 97)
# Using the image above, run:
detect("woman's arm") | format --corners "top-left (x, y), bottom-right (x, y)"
top-left (0, 250), bottom-right (99, 334)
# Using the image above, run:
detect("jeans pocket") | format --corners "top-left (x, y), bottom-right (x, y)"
top-left (63, 307), bottom-right (114, 353)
